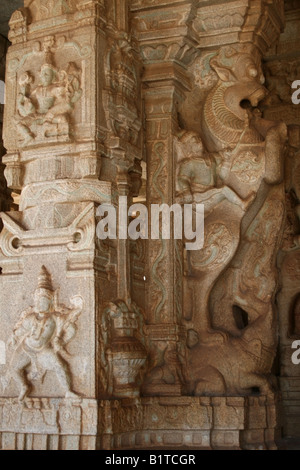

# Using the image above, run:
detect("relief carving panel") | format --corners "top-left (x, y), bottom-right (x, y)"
top-left (178, 44), bottom-right (287, 397)
top-left (1, 266), bottom-right (83, 401)
top-left (0, 0), bottom-right (290, 450)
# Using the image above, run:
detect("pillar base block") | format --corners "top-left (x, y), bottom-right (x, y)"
top-left (0, 394), bottom-right (281, 450)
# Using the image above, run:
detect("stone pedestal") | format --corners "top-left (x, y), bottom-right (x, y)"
top-left (107, 395), bottom-right (281, 451)
top-left (0, 394), bottom-right (281, 450)
top-left (0, 398), bottom-right (99, 450)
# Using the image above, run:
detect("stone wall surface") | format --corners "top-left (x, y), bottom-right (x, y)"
top-left (0, 0), bottom-right (298, 450)
top-left (0, 35), bottom-right (12, 215)
top-left (262, 1), bottom-right (300, 440)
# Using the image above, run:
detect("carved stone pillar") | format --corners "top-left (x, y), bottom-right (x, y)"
top-left (0, 0), bottom-right (145, 450)
top-left (0, 0), bottom-right (106, 450)
top-left (141, 83), bottom-right (187, 396)
top-left (131, 0), bottom-right (197, 396)
top-left (0, 0), bottom-right (293, 451)
top-left (0, 35), bottom-right (12, 215)
top-left (176, 0), bottom-right (285, 450)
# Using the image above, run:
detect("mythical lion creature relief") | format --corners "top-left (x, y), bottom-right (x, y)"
top-left (16, 53), bottom-right (82, 147)
top-left (177, 45), bottom-right (287, 397)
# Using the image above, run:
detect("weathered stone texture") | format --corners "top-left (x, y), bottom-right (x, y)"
top-left (0, 0), bottom-right (298, 450)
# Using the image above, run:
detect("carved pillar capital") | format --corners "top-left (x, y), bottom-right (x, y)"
top-left (191, 0), bottom-right (285, 54)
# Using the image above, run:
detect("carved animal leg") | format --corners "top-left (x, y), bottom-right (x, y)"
top-left (193, 366), bottom-right (226, 396)
top-left (264, 123), bottom-right (287, 184)
top-left (239, 372), bottom-right (273, 395)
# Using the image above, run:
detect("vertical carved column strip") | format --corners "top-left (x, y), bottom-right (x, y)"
top-left (0, 0), bottom-right (110, 449)
top-left (97, 0), bottom-right (146, 401)
top-left (140, 73), bottom-right (193, 396)
top-left (116, 162), bottom-right (131, 301)
top-left (0, 35), bottom-right (12, 215)
top-left (130, 0), bottom-right (198, 397)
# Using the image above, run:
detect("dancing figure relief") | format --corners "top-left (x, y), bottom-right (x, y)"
top-left (1, 266), bottom-right (83, 401)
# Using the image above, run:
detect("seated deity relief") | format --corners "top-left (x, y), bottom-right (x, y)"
top-left (1, 266), bottom-right (83, 401)
top-left (16, 55), bottom-right (82, 147)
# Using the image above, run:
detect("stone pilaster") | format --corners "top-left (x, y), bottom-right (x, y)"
top-left (0, 0), bottom-right (292, 450)
top-left (0, 0), bottom-right (145, 449)
top-left (0, 34), bottom-right (12, 215)
top-left (131, 0), bottom-right (197, 396)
